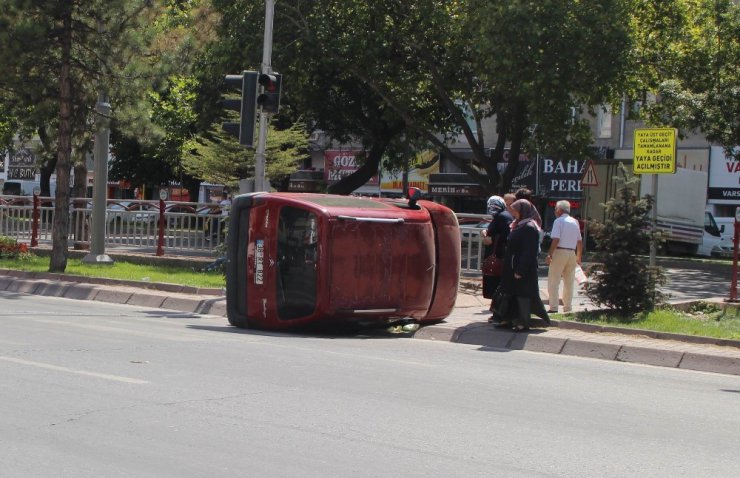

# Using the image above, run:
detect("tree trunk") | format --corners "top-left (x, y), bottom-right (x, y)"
top-left (71, 159), bottom-right (88, 200)
top-left (489, 112), bottom-right (508, 194)
top-left (182, 175), bottom-right (200, 203)
top-left (501, 101), bottom-right (527, 194)
top-left (50, 7), bottom-right (74, 273)
top-left (37, 127), bottom-right (57, 197)
top-left (327, 140), bottom-right (387, 195)
top-left (39, 163), bottom-right (54, 197)
top-left (71, 161), bottom-right (88, 244)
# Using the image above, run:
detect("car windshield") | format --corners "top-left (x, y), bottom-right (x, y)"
top-left (276, 206), bottom-right (318, 320)
top-left (705, 212), bottom-right (720, 236)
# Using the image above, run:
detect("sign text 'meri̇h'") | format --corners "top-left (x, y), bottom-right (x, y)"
top-left (633, 128), bottom-right (677, 174)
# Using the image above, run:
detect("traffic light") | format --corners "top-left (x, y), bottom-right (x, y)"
top-left (222, 71), bottom-right (258, 147)
top-left (257, 73), bottom-right (282, 114)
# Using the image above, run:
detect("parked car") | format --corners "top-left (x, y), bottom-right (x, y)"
top-left (164, 203), bottom-right (222, 229)
top-left (107, 201), bottom-right (160, 226)
top-left (460, 220), bottom-right (490, 239)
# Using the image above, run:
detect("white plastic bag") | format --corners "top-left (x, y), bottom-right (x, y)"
top-left (574, 264), bottom-right (588, 285)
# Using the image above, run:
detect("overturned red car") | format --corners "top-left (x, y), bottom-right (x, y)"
top-left (225, 191), bottom-right (460, 330)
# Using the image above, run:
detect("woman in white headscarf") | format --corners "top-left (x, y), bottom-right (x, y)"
top-left (481, 196), bottom-right (513, 316)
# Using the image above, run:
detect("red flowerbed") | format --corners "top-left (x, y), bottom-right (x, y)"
top-left (0, 237), bottom-right (29, 258)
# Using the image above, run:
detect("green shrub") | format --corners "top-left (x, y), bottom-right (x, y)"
top-left (585, 163), bottom-right (666, 315)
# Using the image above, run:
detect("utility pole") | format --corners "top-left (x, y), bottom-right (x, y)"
top-left (254, 0), bottom-right (275, 192)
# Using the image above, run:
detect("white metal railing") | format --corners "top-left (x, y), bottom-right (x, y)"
top-left (0, 196), bottom-right (226, 254)
top-left (457, 213), bottom-right (489, 274)
top-left (1, 195), bottom-right (489, 269)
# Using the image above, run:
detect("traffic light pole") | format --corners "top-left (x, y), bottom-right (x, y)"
top-left (253, 0), bottom-right (275, 193)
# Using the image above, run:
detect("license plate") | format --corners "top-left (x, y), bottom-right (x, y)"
top-left (254, 239), bottom-right (264, 285)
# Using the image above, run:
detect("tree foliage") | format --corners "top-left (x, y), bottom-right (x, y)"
top-left (585, 163), bottom-right (666, 315)
top-left (278, 0), bottom-right (632, 194)
top-left (182, 119), bottom-right (309, 190)
top-left (628, 0), bottom-right (739, 159)
top-left (110, 75), bottom-right (202, 200)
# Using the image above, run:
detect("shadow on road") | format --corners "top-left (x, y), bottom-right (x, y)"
top-left (186, 324), bottom-right (414, 340)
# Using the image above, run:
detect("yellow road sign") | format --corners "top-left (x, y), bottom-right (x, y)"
top-left (633, 128), bottom-right (677, 174)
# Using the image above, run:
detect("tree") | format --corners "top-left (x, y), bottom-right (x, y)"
top-left (0, 0), bottom-right (160, 272)
top-left (111, 75), bottom-right (202, 200)
top-left (109, 1), bottom-right (223, 202)
top-left (585, 163), bottom-right (666, 315)
top-left (183, 119), bottom-right (309, 190)
top-left (628, 0), bottom-right (739, 159)
top-left (279, 0), bottom-right (632, 195)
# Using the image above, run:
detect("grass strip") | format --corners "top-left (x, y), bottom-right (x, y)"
top-left (569, 304), bottom-right (740, 340)
top-left (0, 255), bottom-right (225, 289)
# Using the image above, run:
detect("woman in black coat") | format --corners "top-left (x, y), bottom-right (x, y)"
top-left (496, 199), bottom-right (550, 331)
top-left (481, 196), bottom-right (513, 313)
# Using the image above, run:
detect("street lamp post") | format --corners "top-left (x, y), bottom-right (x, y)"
top-left (82, 92), bottom-right (114, 265)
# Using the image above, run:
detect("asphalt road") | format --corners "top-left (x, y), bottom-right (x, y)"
top-left (1, 292), bottom-right (739, 477)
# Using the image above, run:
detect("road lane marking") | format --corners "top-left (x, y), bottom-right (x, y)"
top-left (0, 356), bottom-right (149, 384)
top-left (0, 338), bottom-right (26, 346)
top-left (25, 318), bottom-right (204, 342)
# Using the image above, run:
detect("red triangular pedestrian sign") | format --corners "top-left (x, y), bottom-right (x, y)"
top-left (581, 160), bottom-right (599, 187)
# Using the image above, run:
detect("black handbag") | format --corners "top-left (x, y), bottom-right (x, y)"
top-left (491, 287), bottom-right (512, 321)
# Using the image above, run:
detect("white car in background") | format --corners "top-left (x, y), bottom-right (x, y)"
top-left (105, 201), bottom-right (159, 226)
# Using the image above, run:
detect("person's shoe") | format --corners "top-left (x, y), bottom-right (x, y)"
top-left (512, 325), bottom-right (530, 332)
top-left (493, 321), bottom-right (511, 329)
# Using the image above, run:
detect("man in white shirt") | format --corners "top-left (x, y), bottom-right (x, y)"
top-left (545, 200), bottom-right (582, 313)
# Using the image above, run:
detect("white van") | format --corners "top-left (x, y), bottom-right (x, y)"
top-left (699, 212), bottom-right (734, 258)
top-left (1, 180), bottom-right (38, 195)
top-left (1, 180), bottom-right (56, 197)
top-left (713, 216), bottom-right (736, 243)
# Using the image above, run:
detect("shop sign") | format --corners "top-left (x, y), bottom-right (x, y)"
top-left (7, 148), bottom-right (37, 181)
top-left (497, 151), bottom-right (536, 192)
top-left (428, 184), bottom-right (483, 196)
top-left (288, 180), bottom-right (321, 192)
top-left (539, 158), bottom-right (585, 198)
top-left (708, 146), bottom-right (740, 203)
top-left (380, 151), bottom-right (439, 194)
top-left (323, 150), bottom-right (379, 185)
top-left (7, 167), bottom-right (36, 180)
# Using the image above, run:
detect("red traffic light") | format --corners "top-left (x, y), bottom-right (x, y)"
top-left (259, 74), bottom-right (278, 91)
top-left (257, 72), bottom-right (282, 114)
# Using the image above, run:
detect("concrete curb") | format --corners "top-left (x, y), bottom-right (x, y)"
top-left (0, 272), bottom-right (225, 318)
top-left (554, 319), bottom-right (740, 349)
top-left (414, 322), bottom-right (740, 376)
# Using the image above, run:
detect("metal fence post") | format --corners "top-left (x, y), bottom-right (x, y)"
top-left (31, 192), bottom-right (40, 247)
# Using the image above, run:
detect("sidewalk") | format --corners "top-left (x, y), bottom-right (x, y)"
top-left (418, 282), bottom-right (740, 376)
top-left (1, 269), bottom-right (739, 376)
